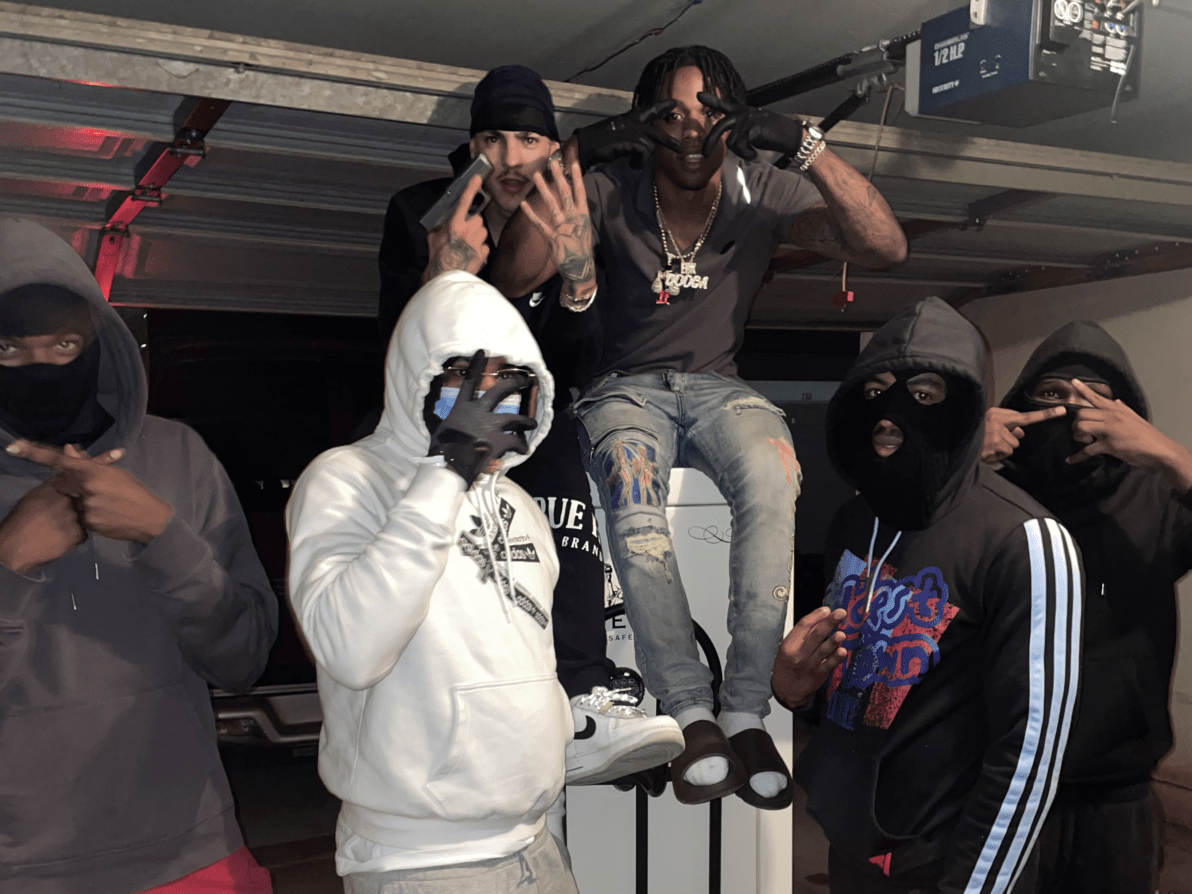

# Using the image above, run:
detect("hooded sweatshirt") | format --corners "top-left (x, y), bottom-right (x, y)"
top-left (285, 270), bottom-right (570, 874)
top-left (999, 321), bottom-right (1192, 798)
top-left (0, 218), bottom-right (278, 894)
top-left (795, 297), bottom-right (1083, 893)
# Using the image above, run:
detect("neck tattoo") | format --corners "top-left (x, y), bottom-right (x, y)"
top-left (652, 178), bottom-right (721, 305)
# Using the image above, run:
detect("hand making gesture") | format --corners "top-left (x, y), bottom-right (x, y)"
top-left (0, 475), bottom-right (87, 575)
top-left (698, 92), bottom-right (807, 161)
top-left (770, 606), bottom-right (849, 710)
top-left (5, 440), bottom-right (173, 544)
top-left (573, 99), bottom-right (684, 170)
top-left (521, 156), bottom-right (597, 309)
top-left (1065, 379), bottom-right (1192, 489)
top-left (423, 173), bottom-right (490, 283)
top-left (982, 405), bottom-right (1068, 464)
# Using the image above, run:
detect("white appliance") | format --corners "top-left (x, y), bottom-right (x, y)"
top-left (567, 468), bottom-right (794, 894)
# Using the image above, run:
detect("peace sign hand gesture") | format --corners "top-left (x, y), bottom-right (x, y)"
top-left (574, 100), bottom-right (684, 171)
top-left (1065, 379), bottom-right (1181, 470)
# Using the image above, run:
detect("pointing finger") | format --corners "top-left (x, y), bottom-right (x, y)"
top-left (450, 174), bottom-right (486, 228)
top-left (643, 124), bottom-right (684, 155)
top-left (696, 91), bottom-right (737, 114)
top-left (702, 114), bottom-right (736, 156)
top-left (1070, 379), bottom-right (1114, 409)
top-left (5, 439), bottom-right (81, 472)
top-left (1015, 405), bottom-right (1067, 426)
top-left (1066, 440), bottom-right (1108, 465)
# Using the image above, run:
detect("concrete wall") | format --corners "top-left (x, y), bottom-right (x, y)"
top-left (962, 267), bottom-right (1192, 824)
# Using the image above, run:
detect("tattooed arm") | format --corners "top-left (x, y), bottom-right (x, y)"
top-left (494, 156), bottom-right (598, 310)
top-left (421, 173), bottom-right (491, 284)
top-left (788, 149), bottom-right (907, 269)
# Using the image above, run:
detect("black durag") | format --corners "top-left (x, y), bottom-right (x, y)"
top-left (0, 283), bottom-right (112, 447)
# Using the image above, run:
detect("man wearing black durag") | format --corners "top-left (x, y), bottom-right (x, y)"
top-left (773, 297), bottom-right (1083, 894)
top-left (983, 321), bottom-right (1192, 894)
top-left (0, 217), bottom-right (278, 894)
top-left (376, 65), bottom-right (684, 790)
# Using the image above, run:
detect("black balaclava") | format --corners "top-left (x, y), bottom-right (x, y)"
top-left (469, 65), bottom-right (560, 141)
top-left (0, 283), bottom-right (112, 447)
top-left (840, 370), bottom-right (974, 531)
top-left (1003, 353), bottom-right (1132, 500)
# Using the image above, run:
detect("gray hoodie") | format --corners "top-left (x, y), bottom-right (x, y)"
top-left (0, 219), bottom-right (278, 894)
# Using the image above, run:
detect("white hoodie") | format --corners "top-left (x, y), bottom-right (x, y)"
top-left (286, 271), bottom-right (570, 873)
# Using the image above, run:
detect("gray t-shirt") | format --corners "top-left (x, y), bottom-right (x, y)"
top-left (585, 155), bottom-right (821, 380)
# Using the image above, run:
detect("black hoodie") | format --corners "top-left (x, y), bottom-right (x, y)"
top-left (999, 321), bottom-right (1192, 798)
top-left (0, 219), bottom-right (278, 893)
top-left (795, 298), bottom-right (1083, 892)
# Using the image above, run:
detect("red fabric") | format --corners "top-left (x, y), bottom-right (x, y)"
top-left (137, 846), bottom-right (273, 894)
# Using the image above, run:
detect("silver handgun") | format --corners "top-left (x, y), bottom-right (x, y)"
top-left (419, 154), bottom-right (493, 232)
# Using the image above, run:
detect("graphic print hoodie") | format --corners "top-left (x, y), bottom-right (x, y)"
top-left (0, 218), bottom-right (278, 894)
top-left (286, 270), bottom-right (570, 872)
top-left (999, 321), bottom-right (1192, 795)
top-left (795, 297), bottom-right (1083, 893)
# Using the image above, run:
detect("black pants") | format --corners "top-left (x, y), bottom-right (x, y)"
top-left (828, 845), bottom-right (1041, 894)
top-left (828, 848), bottom-right (940, 894)
top-left (1017, 785), bottom-right (1161, 894)
top-left (508, 407), bottom-right (614, 698)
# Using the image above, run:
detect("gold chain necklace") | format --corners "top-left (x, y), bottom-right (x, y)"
top-left (651, 178), bottom-right (722, 305)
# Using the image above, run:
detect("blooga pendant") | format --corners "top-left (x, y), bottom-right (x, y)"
top-left (653, 179), bottom-right (720, 308)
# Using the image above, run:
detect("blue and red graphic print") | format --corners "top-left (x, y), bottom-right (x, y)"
top-left (824, 549), bottom-right (959, 730)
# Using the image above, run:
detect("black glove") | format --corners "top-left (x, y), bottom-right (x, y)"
top-left (698, 92), bottom-right (806, 162)
top-left (428, 350), bottom-right (538, 487)
top-left (574, 100), bottom-right (685, 171)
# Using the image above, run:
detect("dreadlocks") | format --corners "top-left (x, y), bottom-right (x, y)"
top-left (632, 46), bottom-right (746, 110)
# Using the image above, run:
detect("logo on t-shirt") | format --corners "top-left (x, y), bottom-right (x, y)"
top-left (822, 549), bottom-right (959, 730)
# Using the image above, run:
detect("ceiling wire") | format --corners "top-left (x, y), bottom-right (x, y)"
top-left (565, 1), bottom-right (700, 82)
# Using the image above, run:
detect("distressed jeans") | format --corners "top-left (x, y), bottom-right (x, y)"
top-left (573, 371), bottom-right (801, 718)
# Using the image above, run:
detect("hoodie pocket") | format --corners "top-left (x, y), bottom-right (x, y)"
top-left (425, 676), bottom-right (567, 822)
top-left (1063, 656), bottom-right (1151, 778)
top-left (0, 684), bottom-right (220, 869)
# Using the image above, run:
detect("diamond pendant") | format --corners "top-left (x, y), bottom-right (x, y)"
top-left (651, 269), bottom-right (665, 294)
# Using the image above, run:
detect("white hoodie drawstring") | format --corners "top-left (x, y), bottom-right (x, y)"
top-left (489, 474), bottom-right (518, 619)
top-left (864, 516), bottom-right (902, 614)
top-left (474, 478), bottom-right (513, 623)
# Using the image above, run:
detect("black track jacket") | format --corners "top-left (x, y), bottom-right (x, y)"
top-left (795, 297), bottom-right (1084, 893)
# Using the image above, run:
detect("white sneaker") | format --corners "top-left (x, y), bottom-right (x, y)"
top-left (565, 686), bottom-right (685, 785)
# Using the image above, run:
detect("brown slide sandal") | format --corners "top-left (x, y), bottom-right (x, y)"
top-left (728, 728), bottom-right (793, 810)
top-left (669, 720), bottom-right (748, 805)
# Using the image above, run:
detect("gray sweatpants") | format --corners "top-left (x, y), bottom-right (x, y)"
top-left (342, 827), bottom-right (578, 894)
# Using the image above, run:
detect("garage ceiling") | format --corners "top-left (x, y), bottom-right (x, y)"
top-left (0, 0), bottom-right (1190, 329)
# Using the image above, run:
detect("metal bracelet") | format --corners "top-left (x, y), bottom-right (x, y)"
top-left (560, 284), bottom-right (597, 312)
top-left (798, 140), bottom-right (826, 172)
top-left (794, 130), bottom-right (820, 164)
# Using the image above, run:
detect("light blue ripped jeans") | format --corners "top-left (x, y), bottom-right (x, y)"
top-left (573, 371), bottom-right (801, 718)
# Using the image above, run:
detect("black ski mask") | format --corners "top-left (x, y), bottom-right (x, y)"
top-left (842, 370), bottom-right (974, 531)
top-left (1003, 358), bottom-right (1130, 500)
top-left (0, 283), bottom-right (111, 447)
